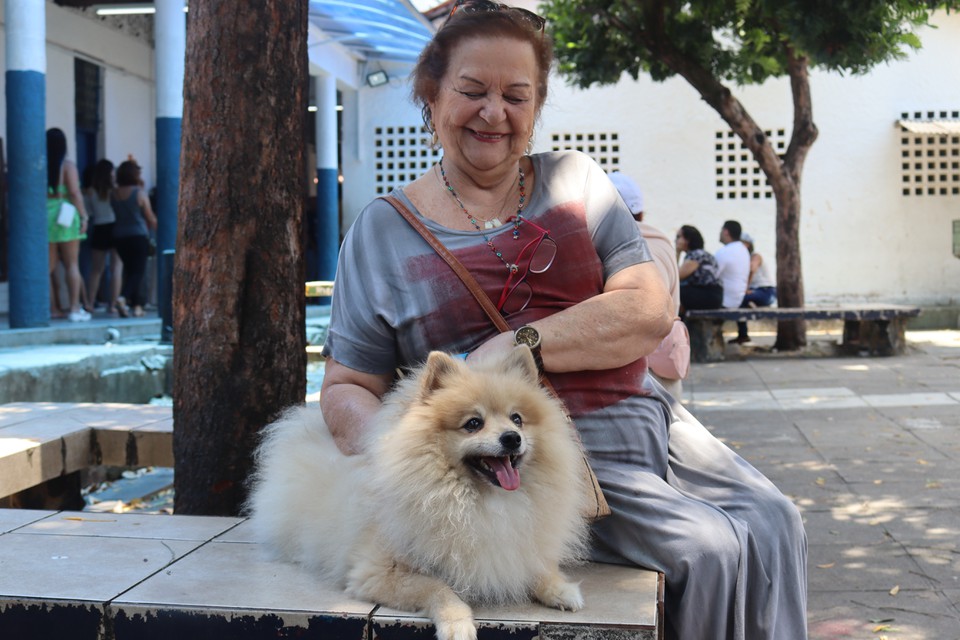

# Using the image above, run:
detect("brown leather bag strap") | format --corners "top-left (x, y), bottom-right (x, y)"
top-left (381, 194), bottom-right (609, 520)
top-left (382, 195), bottom-right (510, 334)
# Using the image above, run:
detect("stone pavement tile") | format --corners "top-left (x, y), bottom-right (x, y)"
top-left (724, 445), bottom-right (823, 476)
top-left (834, 454), bottom-right (952, 484)
top-left (800, 507), bottom-right (895, 547)
top-left (212, 517), bottom-right (258, 543)
top-left (771, 387), bottom-right (868, 411)
top-left (754, 463), bottom-right (845, 504)
top-left (943, 589), bottom-right (960, 614)
top-left (904, 428), bottom-right (960, 460)
top-left (18, 510), bottom-right (243, 541)
top-left (790, 489), bottom-right (863, 514)
top-left (807, 589), bottom-right (960, 640)
top-left (878, 509), bottom-right (960, 548)
top-left (703, 426), bottom-right (811, 459)
top-left (686, 361), bottom-right (765, 387)
top-left (686, 390), bottom-right (778, 411)
top-left (0, 402), bottom-right (80, 428)
top-left (808, 542), bottom-right (934, 593)
top-left (61, 402), bottom-right (172, 428)
top-left (882, 404), bottom-right (960, 429)
top-left (693, 406), bottom-right (795, 430)
top-left (864, 392), bottom-right (960, 408)
top-left (739, 357), bottom-right (839, 377)
top-left (0, 509), bottom-right (56, 534)
top-left (0, 532), bottom-right (200, 601)
top-left (114, 541), bottom-right (375, 614)
top-left (846, 478), bottom-right (960, 509)
top-left (906, 544), bottom-right (960, 589)
top-left (792, 415), bottom-right (937, 460)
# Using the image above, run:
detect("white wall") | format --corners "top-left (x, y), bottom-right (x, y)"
top-left (0, 3), bottom-right (155, 185)
top-left (341, 11), bottom-right (960, 307)
top-left (103, 67), bottom-right (155, 181)
top-left (539, 13), bottom-right (960, 306)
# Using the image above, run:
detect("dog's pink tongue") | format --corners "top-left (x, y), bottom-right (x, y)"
top-left (485, 457), bottom-right (520, 491)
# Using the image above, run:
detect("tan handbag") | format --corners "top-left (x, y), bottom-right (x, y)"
top-left (383, 195), bottom-right (611, 521)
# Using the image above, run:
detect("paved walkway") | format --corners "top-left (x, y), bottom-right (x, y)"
top-left (684, 329), bottom-right (960, 640)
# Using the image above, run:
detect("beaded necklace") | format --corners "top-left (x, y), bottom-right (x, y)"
top-left (439, 158), bottom-right (525, 271)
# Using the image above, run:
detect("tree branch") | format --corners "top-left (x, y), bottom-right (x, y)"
top-left (783, 44), bottom-right (818, 182)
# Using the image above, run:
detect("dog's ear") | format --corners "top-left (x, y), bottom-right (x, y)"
top-left (504, 345), bottom-right (540, 384)
top-left (419, 351), bottom-right (461, 396)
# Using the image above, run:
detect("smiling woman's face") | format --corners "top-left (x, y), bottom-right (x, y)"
top-left (429, 35), bottom-right (539, 178)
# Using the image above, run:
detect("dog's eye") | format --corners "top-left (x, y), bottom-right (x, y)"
top-left (510, 413), bottom-right (523, 428)
top-left (462, 417), bottom-right (484, 433)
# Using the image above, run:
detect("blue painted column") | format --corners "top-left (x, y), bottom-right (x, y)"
top-left (5, 0), bottom-right (47, 328)
top-left (154, 0), bottom-right (185, 340)
top-left (315, 74), bottom-right (339, 297)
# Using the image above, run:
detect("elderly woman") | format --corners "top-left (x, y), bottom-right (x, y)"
top-left (320, 2), bottom-right (807, 639)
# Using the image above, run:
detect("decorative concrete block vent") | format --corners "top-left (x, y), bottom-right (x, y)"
top-left (714, 128), bottom-right (785, 200)
top-left (550, 132), bottom-right (621, 171)
top-left (898, 110), bottom-right (960, 197)
top-left (373, 125), bottom-right (442, 195)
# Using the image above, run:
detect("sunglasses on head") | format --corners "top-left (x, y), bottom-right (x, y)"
top-left (448, 0), bottom-right (547, 33)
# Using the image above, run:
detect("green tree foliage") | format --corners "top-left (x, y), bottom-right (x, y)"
top-left (547, 0), bottom-right (950, 87)
top-left (544, 0), bottom-right (956, 350)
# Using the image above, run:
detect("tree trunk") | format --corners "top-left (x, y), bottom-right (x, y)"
top-left (772, 48), bottom-right (818, 351)
top-left (173, 1), bottom-right (308, 515)
top-left (646, 36), bottom-right (817, 351)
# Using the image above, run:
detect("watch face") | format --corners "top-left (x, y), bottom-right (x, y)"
top-left (515, 326), bottom-right (540, 348)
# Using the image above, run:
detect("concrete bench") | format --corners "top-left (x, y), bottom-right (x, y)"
top-left (0, 508), bottom-right (662, 639)
top-left (684, 304), bottom-right (922, 362)
top-left (0, 402), bottom-right (173, 507)
top-left (0, 404), bottom-right (664, 638)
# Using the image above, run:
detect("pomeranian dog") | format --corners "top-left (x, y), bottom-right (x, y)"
top-left (246, 346), bottom-right (590, 640)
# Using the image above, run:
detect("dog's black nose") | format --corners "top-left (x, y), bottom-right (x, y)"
top-left (500, 431), bottom-right (522, 451)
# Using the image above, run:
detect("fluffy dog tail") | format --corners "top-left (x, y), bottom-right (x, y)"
top-left (245, 404), bottom-right (362, 581)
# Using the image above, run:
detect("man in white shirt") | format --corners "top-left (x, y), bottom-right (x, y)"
top-left (714, 220), bottom-right (751, 309)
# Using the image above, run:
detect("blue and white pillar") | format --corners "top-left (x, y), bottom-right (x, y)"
top-left (5, 0), bottom-right (47, 328)
top-left (314, 73), bottom-right (339, 294)
top-left (154, 0), bottom-right (184, 337)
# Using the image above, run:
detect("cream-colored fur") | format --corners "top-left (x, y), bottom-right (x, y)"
top-left (246, 347), bottom-right (590, 640)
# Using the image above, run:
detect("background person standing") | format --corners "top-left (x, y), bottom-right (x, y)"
top-left (83, 159), bottom-right (126, 316)
top-left (46, 128), bottom-right (91, 322)
top-left (111, 160), bottom-right (157, 317)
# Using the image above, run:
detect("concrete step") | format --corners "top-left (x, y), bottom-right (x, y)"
top-left (0, 509), bottom-right (662, 639)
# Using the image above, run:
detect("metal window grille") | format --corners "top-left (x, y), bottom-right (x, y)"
top-left (549, 132), bottom-right (620, 171)
top-left (373, 125), bottom-right (441, 195)
top-left (714, 129), bottom-right (785, 200)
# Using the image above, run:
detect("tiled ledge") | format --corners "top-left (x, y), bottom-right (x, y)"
top-left (0, 509), bottom-right (662, 639)
top-left (0, 403), bottom-right (173, 499)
